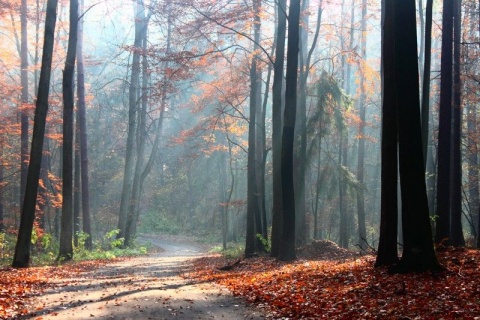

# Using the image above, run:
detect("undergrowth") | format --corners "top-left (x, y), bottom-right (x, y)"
top-left (0, 229), bottom-right (149, 267)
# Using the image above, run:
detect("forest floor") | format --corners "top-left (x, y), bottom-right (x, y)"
top-left (189, 241), bottom-right (480, 319)
top-left (2, 237), bottom-right (480, 319)
top-left (2, 235), bottom-right (265, 319)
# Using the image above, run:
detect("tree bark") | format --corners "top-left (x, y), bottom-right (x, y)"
top-left (279, 0), bottom-right (301, 262)
top-left (356, 0), bottom-right (368, 251)
top-left (393, 0), bottom-right (440, 272)
top-left (435, 0), bottom-right (454, 244)
top-left (77, 0), bottom-right (92, 250)
top-left (58, 0), bottom-right (79, 262)
top-left (270, 0), bottom-right (287, 258)
top-left (450, 0), bottom-right (464, 247)
top-left (12, 0), bottom-right (58, 268)
top-left (375, 0), bottom-right (398, 267)
top-left (421, 0), bottom-right (433, 166)
top-left (20, 0), bottom-right (29, 211)
top-left (117, 0), bottom-right (145, 240)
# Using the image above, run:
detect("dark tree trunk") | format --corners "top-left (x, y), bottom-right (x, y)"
top-left (270, 0), bottom-right (286, 258)
top-left (435, 0), bottom-right (454, 244)
top-left (279, 0), bottom-right (301, 262)
top-left (450, 0), bottom-right (464, 247)
top-left (393, 0), bottom-right (440, 272)
top-left (77, 0), bottom-right (92, 250)
top-left (12, 0), bottom-right (58, 268)
top-left (20, 0), bottom-right (29, 211)
top-left (375, 0), bottom-right (398, 267)
top-left (58, 0), bottom-right (79, 262)
top-left (421, 0), bottom-right (433, 165)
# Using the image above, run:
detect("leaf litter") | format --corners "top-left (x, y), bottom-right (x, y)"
top-left (187, 244), bottom-right (480, 319)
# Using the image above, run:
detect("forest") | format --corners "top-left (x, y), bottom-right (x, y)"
top-left (0, 0), bottom-right (479, 318)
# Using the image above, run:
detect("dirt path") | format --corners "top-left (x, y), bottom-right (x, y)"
top-left (23, 236), bottom-right (265, 319)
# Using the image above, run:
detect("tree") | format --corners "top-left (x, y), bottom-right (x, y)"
top-left (76, 0), bottom-right (92, 250)
top-left (245, 0), bottom-right (262, 257)
top-left (20, 0), bottom-right (29, 210)
top-left (117, 0), bottom-right (146, 241)
top-left (12, 0), bottom-right (58, 268)
top-left (270, 0), bottom-right (287, 258)
top-left (435, 0), bottom-right (454, 245)
top-left (392, 0), bottom-right (440, 272)
top-left (375, 0), bottom-right (398, 267)
top-left (58, 0), bottom-right (79, 262)
top-left (356, 0), bottom-right (368, 251)
top-left (450, 0), bottom-right (465, 246)
top-left (279, 0), bottom-right (301, 262)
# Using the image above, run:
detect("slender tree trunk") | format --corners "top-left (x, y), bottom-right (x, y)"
top-left (279, 0), bottom-right (301, 262)
top-left (117, 1), bottom-right (145, 240)
top-left (356, 0), bottom-right (368, 251)
top-left (73, 121), bottom-right (81, 246)
top-left (450, 0), bottom-right (464, 246)
top-left (375, 0), bottom-right (398, 267)
top-left (270, 0), bottom-right (287, 258)
top-left (0, 141), bottom-right (4, 232)
top-left (12, 0), bottom-right (58, 268)
top-left (77, 0), bottom-right (92, 250)
top-left (20, 0), bottom-right (29, 211)
top-left (421, 0), bottom-right (433, 165)
top-left (219, 152), bottom-right (228, 250)
top-left (435, 0), bottom-right (454, 244)
top-left (58, 0), bottom-right (79, 262)
top-left (124, 20), bottom-right (149, 247)
top-left (339, 133), bottom-right (348, 248)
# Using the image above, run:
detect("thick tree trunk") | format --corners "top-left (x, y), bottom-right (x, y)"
top-left (58, 0), bottom-right (79, 262)
top-left (12, 0), bottom-right (58, 268)
top-left (375, 0), bottom-right (398, 267)
top-left (393, 0), bottom-right (440, 272)
top-left (279, 0), bottom-right (301, 262)
top-left (0, 141), bottom-right (4, 232)
top-left (270, 0), bottom-right (286, 258)
top-left (435, 0), bottom-right (454, 244)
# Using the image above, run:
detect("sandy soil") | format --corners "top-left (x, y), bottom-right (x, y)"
top-left (22, 236), bottom-right (265, 320)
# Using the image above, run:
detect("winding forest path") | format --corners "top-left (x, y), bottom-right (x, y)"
top-left (26, 236), bottom-right (265, 319)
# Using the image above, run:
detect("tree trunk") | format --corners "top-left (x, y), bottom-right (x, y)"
top-left (393, 0), bottom-right (440, 272)
top-left (375, 0), bottom-right (398, 267)
top-left (450, 0), bottom-right (464, 247)
top-left (124, 19), bottom-right (149, 247)
top-left (421, 0), bottom-right (433, 166)
top-left (279, 0), bottom-right (301, 262)
top-left (356, 0), bottom-right (368, 251)
top-left (76, 0), bottom-right (92, 250)
top-left (270, 0), bottom-right (286, 258)
top-left (73, 120), bottom-right (80, 246)
top-left (20, 0), bottom-right (29, 211)
top-left (435, 0), bottom-right (454, 244)
top-left (58, 0), bottom-right (79, 262)
top-left (12, 0), bottom-right (58, 268)
top-left (117, 0), bottom-right (145, 240)
top-left (0, 141), bottom-right (4, 232)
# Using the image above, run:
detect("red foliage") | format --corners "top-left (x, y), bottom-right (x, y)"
top-left (187, 247), bottom-right (480, 319)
